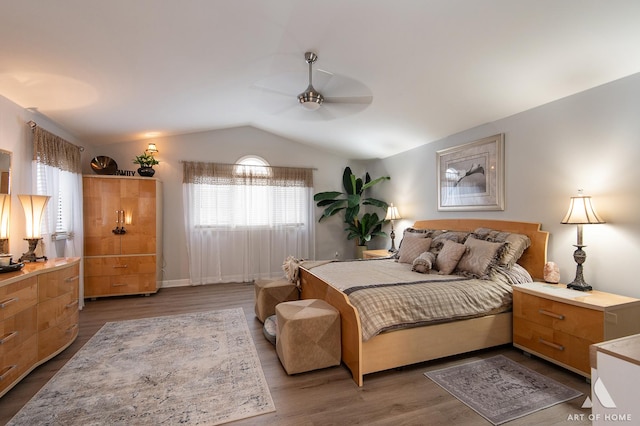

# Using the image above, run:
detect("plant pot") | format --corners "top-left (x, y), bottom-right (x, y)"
top-left (356, 245), bottom-right (368, 259)
top-left (137, 167), bottom-right (155, 177)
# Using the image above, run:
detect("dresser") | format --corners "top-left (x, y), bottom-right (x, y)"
top-left (513, 282), bottom-right (640, 377)
top-left (83, 176), bottom-right (162, 298)
top-left (0, 258), bottom-right (80, 398)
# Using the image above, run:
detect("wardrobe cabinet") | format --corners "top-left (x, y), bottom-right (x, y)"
top-left (0, 258), bottom-right (80, 398)
top-left (83, 176), bottom-right (162, 298)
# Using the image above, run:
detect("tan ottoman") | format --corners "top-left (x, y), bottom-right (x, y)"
top-left (275, 299), bottom-right (341, 375)
top-left (254, 279), bottom-right (299, 323)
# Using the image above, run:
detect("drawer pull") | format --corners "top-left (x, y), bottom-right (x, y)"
top-left (65, 275), bottom-right (80, 282)
top-left (66, 324), bottom-right (79, 334)
top-left (0, 364), bottom-right (17, 381)
top-left (112, 265), bottom-right (128, 269)
top-left (538, 309), bottom-right (564, 320)
top-left (0, 331), bottom-right (18, 344)
top-left (65, 300), bottom-right (79, 309)
top-left (539, 338), bottom-right (564, 351)
top-left (112, 283), bottom-right (127, 287)
top-left (0, 297), bottom-right (18, 309)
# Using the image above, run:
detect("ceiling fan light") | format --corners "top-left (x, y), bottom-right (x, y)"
top-left (298, 89), bottom-right (324, 110)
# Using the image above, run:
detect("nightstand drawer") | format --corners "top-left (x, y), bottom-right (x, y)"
top-left (513, 291), bottom-right (603, 342)
top-left (513, 316), bottom-right (592, 374)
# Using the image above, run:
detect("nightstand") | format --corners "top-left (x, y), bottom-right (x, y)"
top-left (512, 282), bottom-right (640, 377)
top-left (362, 249), bottom-right (393, 259)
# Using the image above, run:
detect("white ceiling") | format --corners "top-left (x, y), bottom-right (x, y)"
top-left (2, 1), bottom-right (640, 159)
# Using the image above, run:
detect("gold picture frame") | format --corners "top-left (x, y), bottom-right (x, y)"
top-left (437, 134), bottom-right (505, 211)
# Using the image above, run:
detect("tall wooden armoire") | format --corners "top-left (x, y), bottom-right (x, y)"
top-left (82, 176), bottom-right (162, 298)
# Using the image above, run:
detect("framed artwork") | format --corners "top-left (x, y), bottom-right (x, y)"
top-left (437, 134), bottom-right (504, 211)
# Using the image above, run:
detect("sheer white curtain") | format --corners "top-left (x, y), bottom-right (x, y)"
top-left (182, 161), bottom-right (315, 284)
top-left (31, 125), bottom-right (85, 306)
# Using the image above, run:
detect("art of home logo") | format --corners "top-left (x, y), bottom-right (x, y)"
top-left (582, 377), bottom-right (616, 409)
top-left (568, 378), bottom-right (633, 422)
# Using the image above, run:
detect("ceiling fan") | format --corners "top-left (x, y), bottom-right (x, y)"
top-left (252, 51), bottom-right (373, 119)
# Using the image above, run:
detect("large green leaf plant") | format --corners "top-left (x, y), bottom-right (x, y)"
top-left (314, 166), bottom-right (390, 246)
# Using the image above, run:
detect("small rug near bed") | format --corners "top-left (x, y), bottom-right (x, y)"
top-left (424, 355), bottom-right (581, 425)
top-left (8, 308), bottom-right (275, 426)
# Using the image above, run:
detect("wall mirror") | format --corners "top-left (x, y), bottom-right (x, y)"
top-left (0, 149), bottom-right (10, 194)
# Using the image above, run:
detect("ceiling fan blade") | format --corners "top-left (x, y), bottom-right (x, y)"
top-left (250, 83), bottom-right (297, 98)
top-left (313, 69), bottom-right (333, 91)
top-left (324, 95), bottom-right (373, 104)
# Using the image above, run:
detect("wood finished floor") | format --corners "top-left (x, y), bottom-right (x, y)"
top-left (1, 283), bottom-right (591, 425)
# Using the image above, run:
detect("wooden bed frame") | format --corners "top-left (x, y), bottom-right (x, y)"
top-left (299, 219), bottom-right (549, 386)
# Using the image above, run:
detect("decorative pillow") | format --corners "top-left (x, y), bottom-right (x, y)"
top-left (412, 251), bottom-right (436, 273)
top-left (472, 227), bottom-right (531, 267)
top-left (398, 237), bottom-right (432, 264)
top-left (435, 240), bottom-right (467, 275)
top-left (431, 231), bottom-right (471, 255)
top-left (456, 236), bottom-right (507, 279)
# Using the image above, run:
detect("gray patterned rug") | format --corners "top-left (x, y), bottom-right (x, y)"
top-left (424, 355), bottom-right (581, 425)
top-left (9, 308), bottom-right (275, 425)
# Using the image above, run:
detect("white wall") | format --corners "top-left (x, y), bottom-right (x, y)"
top-left (93, 126), bottom-right (353, 285)
top-left (366, 72), bottom-right (640, 298)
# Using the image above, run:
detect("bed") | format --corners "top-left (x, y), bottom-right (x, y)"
top-left (298, 219), bottom-right (548, 386)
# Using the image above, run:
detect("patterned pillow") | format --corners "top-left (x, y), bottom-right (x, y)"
top-left (435, 240), bottom-right (467, 275)
top-left (412, 251), bottom-right (436, 273)
top-left (472, 228), bottom-right (531, 267)
top-left (398, 237), bottom-right (432, 264)
top-left (456, 236), bottom-right (507, 279)
top-left (431, 231), bottom-right (471, 255)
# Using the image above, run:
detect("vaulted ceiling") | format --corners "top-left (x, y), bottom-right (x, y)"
top-left (2, 1), bottom-right (640, 159)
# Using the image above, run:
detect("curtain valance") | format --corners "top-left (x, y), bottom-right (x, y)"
top-left (33, 126), bottom-right (82, 174)
top-left (182, 161), bottom-right (313, 187)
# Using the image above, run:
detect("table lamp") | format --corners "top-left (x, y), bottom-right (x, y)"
top-left (385, 203), bottom-right (402, 252)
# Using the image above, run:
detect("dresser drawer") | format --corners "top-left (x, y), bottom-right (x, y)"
top-left (0, 305), bottom-right (37, 353)
top-left (37, 292), bottom-right (79, 332)
top-left (84, 273), bottom-right (157, 297)
top-left (38, 264), bottom-right (80, 302)
top-left (38, 309), bottom-right (79, 361)
top-left (0, 334), bottom-right (38, 395)
top-left (85, 255), bottom-right (156, 277)
top-left (513, 290), bottom-right (604, 342)
top-left (513, 316), bottom-right (592, 374)
top-left (0, 277), bottom-right (37, 321)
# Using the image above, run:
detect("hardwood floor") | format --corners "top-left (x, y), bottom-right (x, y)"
top-left (1, 283), bottom-right (592, 425)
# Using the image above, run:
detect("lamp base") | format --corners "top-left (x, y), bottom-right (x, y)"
top-left (19, 238), bottom-right (48, 263)
top-left (566, 244), bottom-right (591, 292)
top-left (388, 227), bottom-right (397, 253)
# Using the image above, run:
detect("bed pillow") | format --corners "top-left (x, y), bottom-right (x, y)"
top-left (472, 227), bottom-right (531, 267)
top-left (398, 237), bottom-right (433, 264)
top-left (412, 251), bottom-right (436, 273)
top-left (435, 240), bottom-right (467, 275)
top-left (431, 231), bottom-right (471, 255)
top-left (456, 236), bottom-right (507, 279)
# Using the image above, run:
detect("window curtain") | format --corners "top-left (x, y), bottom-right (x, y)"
top-left (182, 161), bottom-right (315, 284)
top-left (31, 124), bottom-right (85, 307)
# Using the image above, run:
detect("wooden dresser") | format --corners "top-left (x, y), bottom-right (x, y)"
top-left (0, 258), bottom-right (80, 398)
top-left (83, 176), bottom-right (162, 298)
top-left (513, 282), bottom-right (640, 377)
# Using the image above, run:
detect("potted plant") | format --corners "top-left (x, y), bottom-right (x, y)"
top-left (314, 166), bottom-right (390, 257)
top-left (133, 152), bottom-right (159, 177)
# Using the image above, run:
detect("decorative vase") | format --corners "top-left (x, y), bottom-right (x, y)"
top-left (137, 167), bottom-right (155, 177)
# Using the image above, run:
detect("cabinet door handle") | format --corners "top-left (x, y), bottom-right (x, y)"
top-left (0, 364), bottom-right (17, 381)
top-left (65, 300), bottom-right (79, 309)
top-left (0, 331), bottom-right (18, 345)
top-left (0, 297), bottom-right (18, 309)
top-left (539, 338), bottom-right (564, 351)
top-left (112, 265), bottom-right (128, 269)
top-left (112, 283), bottom-right (127, 287)
top-left (65, 275), bottom-right (80, 282)
top-left (538, 309), bottom-right (564, 320)
top-left (66, 323), bottom-right (79, 334)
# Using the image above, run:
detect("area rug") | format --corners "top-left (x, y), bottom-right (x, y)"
top-left (8, 308), bottom-right (275, 425)
top-left (424, 355), bottom-right (581, 425)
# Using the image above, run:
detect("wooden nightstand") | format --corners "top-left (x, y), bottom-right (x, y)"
top-left (512, 282), bottom-right (640, 377)
top-left (362, 249), bottom-right (393, 259)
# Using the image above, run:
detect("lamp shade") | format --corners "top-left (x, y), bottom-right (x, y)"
top-left (385, 203), bottom-right (402, 221)
top-left (146, 143), bottom-right (158, 153)
top-left (561, 193), bottom-right (604, 225)
top-left (19, 194), bottom-right (50, 238)
top-left (0, 194), bottom-right (10, 239)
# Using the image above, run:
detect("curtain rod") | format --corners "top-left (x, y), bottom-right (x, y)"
top-left (179, 160), bottom-right (317, 170)
top-left (27, 120), bottom-right (85, 152)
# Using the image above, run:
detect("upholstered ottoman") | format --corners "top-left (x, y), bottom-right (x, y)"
top-left (254, 279), bottom-right (299, 323)
top-left (275, 299), bottom-right (341, 375)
